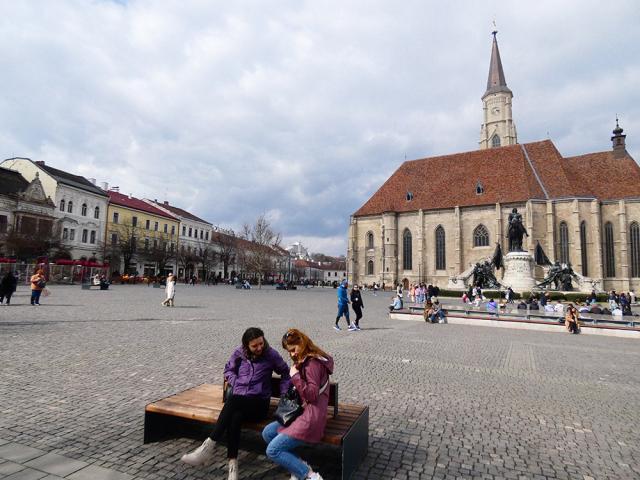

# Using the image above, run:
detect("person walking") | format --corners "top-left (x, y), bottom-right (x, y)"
top-left (162, 273), bottom-right (176, 306)
top-left (30, 269), bottom-right (46, 306)
top-left (334, 280), bottom-right (351, 331)
top-left (349, 284), bottom-right (364, 331)
top-left (0, 271), bottom-right (18, 305)
top-left (262, 328), bottom-right (334, 480)
top-left (181, 327), bottom-right (290, 480)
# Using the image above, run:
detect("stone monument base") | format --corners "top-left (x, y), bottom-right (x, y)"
top-left (501, 251), bottom-right (536, 292)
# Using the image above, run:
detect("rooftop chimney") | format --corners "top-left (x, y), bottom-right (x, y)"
top-left (110, 186), bottom-right (119, 192)
top-left (164, 201), bottom-right (169, 206)
top-left (100, 182), bottom-right (109, 191)
top-left (35, 160), bottom-right (45, 166)
top-left (89, 178), bottom-right (96, 185)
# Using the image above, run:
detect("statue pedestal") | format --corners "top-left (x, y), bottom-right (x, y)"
top-left (501, 252), bottom-right (536, 292)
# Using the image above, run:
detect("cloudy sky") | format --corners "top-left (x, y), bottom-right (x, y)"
top-left (1, 1), bottom-right (638, 255)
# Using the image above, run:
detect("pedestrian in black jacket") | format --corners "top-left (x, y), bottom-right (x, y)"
top-left (0, 271), bottom-right (18, 305)
top-left (350, 284), bottom-right (364, 331)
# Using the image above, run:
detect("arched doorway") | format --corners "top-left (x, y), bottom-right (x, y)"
top-left (402, 278), bottom-right (409, 289)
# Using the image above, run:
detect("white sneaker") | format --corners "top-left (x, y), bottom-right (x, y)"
top-left (180, 437), bottom-right (216, 466)
top-left (347, 325), bottom-right (357, 331)
top-left (228, 459), bottom-right (238, 480)
top-left (308, 472), bottom-right (323, 480)
top-left (333, 325), bottom-right (341, 331)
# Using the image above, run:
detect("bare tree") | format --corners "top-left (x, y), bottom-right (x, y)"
top-left (177, 246), bottom-right (198, 281)
top-left (105, 221), bottom-right (142, 274)
top-left (194, 241), bottom-right (217, 283)
top-left (239, 214), bottom-right (281, 289)
top-left (212, 231), bottom-right (238, 280)
top-left (144, 240), bottom-right (176, 276)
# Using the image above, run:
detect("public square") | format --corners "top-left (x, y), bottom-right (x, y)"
top-left (1, 285), bottom-right (639, 480)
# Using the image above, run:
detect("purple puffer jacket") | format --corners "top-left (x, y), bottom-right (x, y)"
top-left (224, 345), bottom-right (291, 398)
top-left (279, 355), bottom-right (334, 443)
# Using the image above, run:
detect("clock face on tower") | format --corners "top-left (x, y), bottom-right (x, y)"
top-left (491, 106), bottom-right (500, 115)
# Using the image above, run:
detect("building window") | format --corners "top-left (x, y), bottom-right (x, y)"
top-left (630, 222), bottom-right (640, 278)
top-left (81, 203), bottom-right (87, 216)
top-left (476, 181), bottom-right (484, 195)
top-left (473, 224), bottom-right (490, 247)
top-left (145, 219), bottom-right (150, 230)
top-left (113, 212), bottom-right (119, 224)
top-left (131, 216), bottom-right (137, 227)
top-left (200, 230), bottom-right (204, 239)
top-left (402, 229), bottom-right (412, 270)
top-left (62, 227), bottom-right (68, 240)
top-left (366, 232), bottom-right (374, 249)
top-left (164, 224), bottom-right (168, 233)
top-left (111, 233), bottom-right (118, 245)
top-left (435, 226), bottom-right (446, 270)
top-left (491, 135), bottom-right (501, 148)
top-left (604, 222), bottom-right (615, 278)
top-left (406, 192), bottom-right (414, 201)
top-left (144, 238), bottom-right (149, 251)
top-left (59, 199), bottom-right (65, 211)
top-left (67, 201), bottom-right (73, 213)
top-left (90, 230), bottom-right (96, 244)
top-left (580, 221), bottom-right (588, 276)
top-left (131, 236), bottom-right (137, 253)
top-left (367, 260), bottom-right (374, 275)
top-left (170, 242), bottom-right (174, 252)
top-left (171, 225), bottom-right (176, 235)
top-left (189, 227), bottom-right (192, 237)
top-left (94, 206), bottom-right (100, 219)
top-left (559, 221), bottom-right (569, 265)
top-left (154, 221), bottom-right (158, 231)
top-left (182, 226), bottom-right (186, 236)
top-left (82, 229), bottom-right (88, 243)
top-left (69, 229), bottom-right (75, 241)
top-left (205, 231), bottom-right (209, 241)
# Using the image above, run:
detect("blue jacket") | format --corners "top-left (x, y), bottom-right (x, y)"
top-left (337, 282), bottom-right (349, 306)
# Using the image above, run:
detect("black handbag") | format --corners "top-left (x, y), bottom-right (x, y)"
top-left (222, 380), bottom-right (233, 403)
top-left (274, 385), bottom-right (303, 426)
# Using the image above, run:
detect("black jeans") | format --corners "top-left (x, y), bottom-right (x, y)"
top-left (0, 292), bottom-right (12, 304)
top-left (209, 394), bottom-right (270, 458)
top-left (352, 305), bottom-right (363, 326)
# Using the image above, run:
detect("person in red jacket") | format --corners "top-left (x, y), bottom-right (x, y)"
top-left (262, 328), bottom-right (334, 480)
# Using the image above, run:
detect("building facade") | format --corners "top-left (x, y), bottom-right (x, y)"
top-left (105, 191), bottom-right (180, 276)
top-left (0, 158), bottom-right (109, 260)
top-left (348, 33), bottom-right (640, 292)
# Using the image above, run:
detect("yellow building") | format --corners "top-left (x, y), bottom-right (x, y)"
top-left (105, 190), bottom-right (180, 276)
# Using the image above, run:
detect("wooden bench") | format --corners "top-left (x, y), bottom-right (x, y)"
top-left (144, 380), bottom-right (368, 480)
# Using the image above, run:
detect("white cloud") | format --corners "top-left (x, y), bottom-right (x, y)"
top-left (0, 0), bottom-right (638, 255)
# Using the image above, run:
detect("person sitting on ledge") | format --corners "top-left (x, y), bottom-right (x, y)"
top-left (529, 298), bottom-right (540, 310)
top-left (486, 298), bottom-right (498, 313)
top-left (517, 300), bottom-right (528, 310)
top-left (565, 304), bottom-right (580, 334)
top-left (428, 299), bottom-right (446, 323)
top-left (578, 302), bottom-right (591, 313)
top-left (544, 301), bottom-right (555, 313)
top-left (589, 303), bottom-right (602, 314)
top-left (553, 301), bottom-right (564, 313)
top-left (389, 294), bottom-right (403, 313)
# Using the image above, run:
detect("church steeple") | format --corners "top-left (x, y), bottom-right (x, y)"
top-left (479, 30), bottom-right (517, 150)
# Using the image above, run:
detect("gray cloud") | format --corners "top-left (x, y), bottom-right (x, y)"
top-left (1, 0), bottom-right (638, 255)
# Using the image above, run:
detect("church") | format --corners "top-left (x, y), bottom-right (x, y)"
top-left (348, 32), bottom-right (640, 292)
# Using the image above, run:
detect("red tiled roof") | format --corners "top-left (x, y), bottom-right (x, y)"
top-left (353, 140), bottom-right (640, 217)
top-left (108, 191), bottom-right (176, 219)
top-left (149, 200), bottom-right (210, 224)
top-left (564, 151), bottom-right (640, 200)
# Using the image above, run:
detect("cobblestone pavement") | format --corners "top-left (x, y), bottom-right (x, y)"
top-left (1, 285), bottom-right (639, 480)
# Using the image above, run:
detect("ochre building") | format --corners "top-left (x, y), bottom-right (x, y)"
top-left (348, 33), bottom-right (640, 292)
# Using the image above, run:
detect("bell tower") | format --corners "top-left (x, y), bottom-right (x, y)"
top-left (479, 30), bottom-right (517, 149)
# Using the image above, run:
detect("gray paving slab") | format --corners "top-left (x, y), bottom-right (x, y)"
top-left (3, 467), bottom-right (48, 480)
top-left (0, 443), bottom-right (46, 463)
top-left (65, 464), bottom-right (133, 480)
top-left (1, 284), bottom-right (639, 479)
top-left (0, 461), bottom-right (25, 476)
top-left (23, 453), bottom-right (87, 477)
top-left (0, 438), bottom-right (10, 447)
top-left (40, 476), bottom-right (64, 480)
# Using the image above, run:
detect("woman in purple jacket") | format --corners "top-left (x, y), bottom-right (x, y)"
top-left (262, 328), bottom-right (334, 480)
top-left (181, 327), bottom-right (291, 480)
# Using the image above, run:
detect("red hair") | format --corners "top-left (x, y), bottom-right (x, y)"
top-left (281, 328), bottom-right (329, 365)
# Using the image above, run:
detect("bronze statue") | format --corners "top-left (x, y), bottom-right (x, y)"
top-left (472, 260), bottom-right (501, 289)
top-left (536, 262), bottom-right (578, 291)
top-left (507, 208), bottom-right (529, 252)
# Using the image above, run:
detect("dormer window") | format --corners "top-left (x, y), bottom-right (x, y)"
top-left (476, 181), bottom-right (484, 195)
top-left (406, 191), bottom-right (414, 201)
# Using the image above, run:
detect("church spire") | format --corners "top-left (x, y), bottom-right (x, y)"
top-left (484, 30), bottom-right (512, 97)
top-left (479, 29), bottom-right (517, 149)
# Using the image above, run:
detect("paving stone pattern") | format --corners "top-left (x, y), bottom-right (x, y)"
top-left (1, 285), bottom-right (639, 479)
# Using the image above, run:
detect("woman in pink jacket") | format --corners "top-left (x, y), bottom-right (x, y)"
top-left (262, 328), bottom-right (334, 480)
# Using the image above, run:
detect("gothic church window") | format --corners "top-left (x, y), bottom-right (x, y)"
top-left (491, 135), bottom-right (501, 148)
top-left (402, 229), bottom-right (412, 270)
top-left (473, 225), bottom-right (490, 247)
top-left (604, 222), bottom-right (615, 278)
top-left (367, 260), bottom-right (374, 275)
top-left (558, 222), bottom-right (569, 265)
top-left (435, 226), bottom-right (446, 270)
top-left (630, 222), bottom-right (640, 277)
top-left (580, 221), bottom-right (588, 276)
top-left (366, 232), bottom-right (374, 249)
